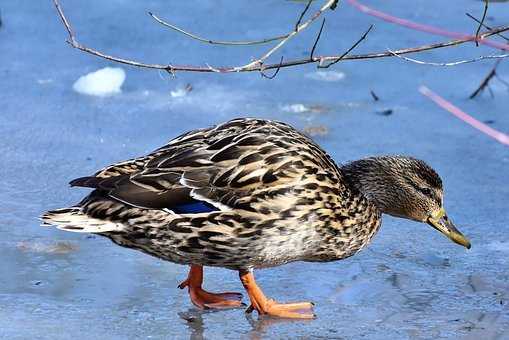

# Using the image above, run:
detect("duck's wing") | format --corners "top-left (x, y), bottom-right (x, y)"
top-left (70, 118), bottom-right (342, 213)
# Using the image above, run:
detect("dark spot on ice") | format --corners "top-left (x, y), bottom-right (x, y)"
top-left (376, 109), bottom-right (393, 116)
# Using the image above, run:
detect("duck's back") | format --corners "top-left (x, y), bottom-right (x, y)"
top-left (42, 118), bottom-right (381, 269)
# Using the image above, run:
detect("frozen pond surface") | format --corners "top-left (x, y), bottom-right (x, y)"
top-left (1, 0), bottom-right (509, 339)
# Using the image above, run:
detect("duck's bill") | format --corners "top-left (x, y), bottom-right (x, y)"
top-left (427, 209), bottom-right (471, 249)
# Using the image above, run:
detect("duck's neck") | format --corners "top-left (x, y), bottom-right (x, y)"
top-left (340, 158), bottom-right (399, 216)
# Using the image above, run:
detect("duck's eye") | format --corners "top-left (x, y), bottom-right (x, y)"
top-left (420, 187), bottom-right (433, 197)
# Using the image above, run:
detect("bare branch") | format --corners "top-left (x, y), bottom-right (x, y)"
top-left (466, 13), bottom-right (509, 43)
top-left (53, 0), bottom-right (76, 45)
top-left (318, 24), bottom-right (373, 68)
top-left (53, 0), bottom-right (176, 72)
top-left (474, 0), bottom-right (489, 47)
top-left (238, 0), bottom-right (338, 70)
top-left (388, 49), bottom-right (509, 66)
top-left (149, 12), bottom-right (287, 46)
top-left (52, 0), bottom-right (509, 74)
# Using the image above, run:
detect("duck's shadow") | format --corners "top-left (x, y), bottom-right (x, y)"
top-left (178, 307), bottom-right (313, 339)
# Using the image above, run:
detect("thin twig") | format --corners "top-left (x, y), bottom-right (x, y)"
top-left (149, 12), bottom-right (288, 46)
top-left (318, 24), bottom-right (373, 68)
top-left (310, 19), bottom-right (326, 60)
top-left (470, 60), bottom-right (503, 99)
top-left (53, 0), bottom-right (175, 71)
top-left (52, 0), bottom-right (509, 74)
top-left (238, 0), bottom-right (338, 70)
top-left (466, 7), bottom-right (509, 98)
top-left (388, 49), bottom-right (509, 67)
top-left (474, 0), bottom-right (489, 47)
top-left (53, 0), bottom-right (76, 45)
top-left (260, 56), bottom-right (284, 79)
top-left (466, 13), bottom-right (509, 43)
top-left (295, 0), bottom-right (314, 31)
top-left (205, 63), bottom-right (222, 73)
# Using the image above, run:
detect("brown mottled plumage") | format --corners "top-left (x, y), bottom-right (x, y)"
top-left (41, 118), bottom-right (470, 318)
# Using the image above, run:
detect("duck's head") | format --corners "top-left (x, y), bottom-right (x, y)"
top-left (342, 155), bottom-right (471, 249)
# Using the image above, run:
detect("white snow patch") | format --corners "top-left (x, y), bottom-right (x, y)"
top-left (281, 103), bottom-right (310, 113)
top-left (170, 88), bottom-right (188, 98)
top-left (281, 103), bottom-right (329, 114)
top-left (305, 70), bottom-right (345, 82)
top-left (73, 67), bottom-right (126, 96)
top-left (170, 83), bottom-right (193, 98)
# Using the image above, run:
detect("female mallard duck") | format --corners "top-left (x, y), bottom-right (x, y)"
top-left (42, 118), bottom-right (470, 319)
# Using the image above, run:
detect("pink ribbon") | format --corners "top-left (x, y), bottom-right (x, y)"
top-left (347, 0), bottom-right (509, 51)
top-left (420, 86), bottom-right (509, 146)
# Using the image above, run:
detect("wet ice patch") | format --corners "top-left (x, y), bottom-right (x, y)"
top-left (333, 279), bottom-right (388, 305)
top-left (303, 125), bottom-right (329, 137)
top-left (17, 241), bottom-right (79, 254)
top-left (486, 241), bottom-right (509, 252)
top-left (305, 70), bottom-right (345, 82)
top-left (37, 79), bottom-right (53, 85)
top-left (166, 83), bottom-right (249, 113)
top-left (73, 67), bottom-right (126, 96)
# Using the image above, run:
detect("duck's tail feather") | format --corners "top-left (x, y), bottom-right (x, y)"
top-left (40, 207), bottom-right (125, 233)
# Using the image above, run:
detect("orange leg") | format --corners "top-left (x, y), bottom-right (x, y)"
top-left (239, 270), bottom-right (315, 319)
top-left (178, 265), bottom-right (244, 309)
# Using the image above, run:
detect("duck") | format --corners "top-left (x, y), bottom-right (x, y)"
top-left (41, 117), bottom-right (471, 319)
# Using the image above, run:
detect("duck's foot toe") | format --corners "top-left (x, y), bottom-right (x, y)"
top-left (178, 266), bottom-right (245, 310)
top-left (248, 299), bottom-right (316, 319)
top-left (188, 287), bottom-right (244, 310)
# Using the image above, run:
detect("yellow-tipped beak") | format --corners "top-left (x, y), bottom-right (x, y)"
top-left (427, 208), bottom-right (471, 249)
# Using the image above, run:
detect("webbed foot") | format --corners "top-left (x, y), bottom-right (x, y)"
top-left (239, 270), bottom-right (316, 319)
top-left (179, 265), bottom-right (244, 310)
top-left (246, 299), bottom-right (315, 319)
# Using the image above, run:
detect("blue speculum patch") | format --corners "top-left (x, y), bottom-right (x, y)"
top-left (171, 201), bottom-right (218, 214)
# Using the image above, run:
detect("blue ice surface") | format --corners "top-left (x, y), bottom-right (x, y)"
top-left (1, 0), bottom-right (509, 339)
